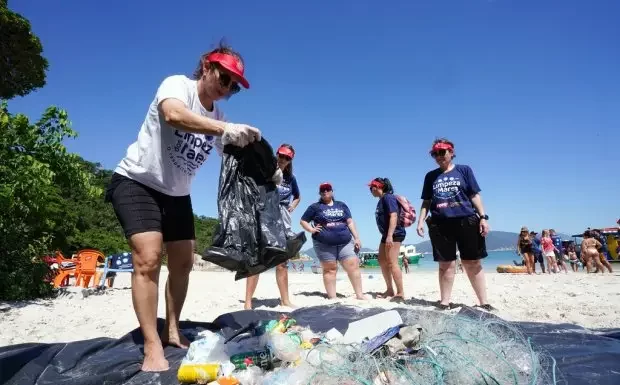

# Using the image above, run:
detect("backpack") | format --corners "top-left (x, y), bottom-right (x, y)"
top-left (395, 194), bottom-right (416, 227)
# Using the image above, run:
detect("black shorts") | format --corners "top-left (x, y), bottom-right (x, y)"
top-left (534, 253), bottom-right (544, 264)
top-left (105, 173), bottom-right (195, 242)
top-left (427, 215), bottom-right (487, 262)
top-left (381, 234), bottom-right (406, 243)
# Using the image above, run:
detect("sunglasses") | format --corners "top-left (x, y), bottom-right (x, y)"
top-left (431, 149), bottom-right (449, 157)
top-left (217, 68), bottom-right (241, 94)
top-left (319, 188), bottom-right (332, 193)
top-left (277, 154), bottom-right (292, 161)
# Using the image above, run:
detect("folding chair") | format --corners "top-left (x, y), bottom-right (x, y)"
top-left (97, 252), bottom-right (134, 288)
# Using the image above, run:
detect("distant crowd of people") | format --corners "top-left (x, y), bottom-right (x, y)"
top-left (516, 227), bottom-right (615, 274)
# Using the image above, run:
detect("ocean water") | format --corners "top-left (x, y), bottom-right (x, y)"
top-left (279, 250), bottom-right (518, 275)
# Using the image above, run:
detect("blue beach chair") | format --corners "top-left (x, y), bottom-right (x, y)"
top-left (98, 252), bottom-right (134, 288)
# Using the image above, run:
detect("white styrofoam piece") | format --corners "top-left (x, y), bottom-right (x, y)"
top-left (342, 310), bottom-right (403, 344)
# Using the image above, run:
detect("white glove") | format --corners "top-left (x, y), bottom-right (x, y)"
top-left (272, 168), bottom-right (283, 185)
top-left (221, 123), bottom-right (262, 148)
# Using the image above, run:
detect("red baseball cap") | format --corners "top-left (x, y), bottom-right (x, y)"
top-left (276, 146), bottom-right (294, 159)
top-left (206, 53), bottom-right (250, 89)
top-left (319, 182), bottom-right (332, 191)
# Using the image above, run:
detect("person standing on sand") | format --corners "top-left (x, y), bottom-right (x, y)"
top-left (592, 229), bottom-right (613, 273)
top-left (530, 231), bottom-right (546, 273)
top-left (550, 229), bottom-right (568, 274)
top-left (368, 177), bottom-right (406, 301)
top-left (516, 226), bottom-right (535, 274)
top-left (244, 144), bottom-right (300, 309)
top-left (300, 182), bottom-right (366, 300)
top-left (581, 230), bottom-right (607, 273)
top-left (105, 43), bottom-right (271, 372)
top-left (540, 230), bottom-right (559, 273)
top-left (416, 138), bottom-right (495, 311)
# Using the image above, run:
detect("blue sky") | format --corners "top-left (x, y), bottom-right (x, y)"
top-left (9, 0), bottom-right (620, 249)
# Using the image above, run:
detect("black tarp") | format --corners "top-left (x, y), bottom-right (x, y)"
top-left (1, 304), bottom-right (620, 385)
top-left (202, 138), bottom-right (306, 280)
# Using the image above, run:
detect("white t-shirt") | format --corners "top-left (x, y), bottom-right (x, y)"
top-left (115, 75), bottom-right (224, 196)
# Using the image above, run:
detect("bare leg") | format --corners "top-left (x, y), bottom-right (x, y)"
top-left (244, 274), bottom-right (260, 309)
top-left (387, 242), bottom-right (404, 298)
top-left (600, 254), bottom-right (613, 273)
top-left (524, 253), bottom-right (533, 274)
top-left (438, 261), bottom-right (456, 306)
top-left (128, 231), bottom-right (168, 372)
top-left (276, 263), bottom-right (295, 307)
top-left (340, 257), bottom-right (365, 299)
top-left (462, 260), bottom-right (488, 305)
top-left (161, 240), bottom-right (193, 350)
top-left (377, 243), bottom-right (394, 297)
top-left (321, 261), bottom-right (338, 299)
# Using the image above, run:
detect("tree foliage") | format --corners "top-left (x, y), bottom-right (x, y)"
top-left (0, 102), bottom-right (98, 300)
top-left (0, 1), bottom-right (49, 99)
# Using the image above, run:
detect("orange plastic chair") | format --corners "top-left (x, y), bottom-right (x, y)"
top-left (52, 251), bottom-right (79, 288)
top-left (74, 249), bottom-right (105, 288)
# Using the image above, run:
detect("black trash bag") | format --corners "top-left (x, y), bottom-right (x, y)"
top-left (202, 137), bottom-right (306, 280)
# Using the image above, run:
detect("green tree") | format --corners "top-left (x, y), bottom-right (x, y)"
top-left (0, 102), bottom-right (98, 300)
top-left (0, 0), bottom-right (49, 99)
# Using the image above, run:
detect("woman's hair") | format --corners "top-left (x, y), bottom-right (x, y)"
top-left (373, 177), bottom-right (394, 194)
top-left (519, 231), bottom-right (529, 240)
top-left (542, 229), bottom-right (550, 236)
top-left (279, 143), bottom-right (295, 177)
top-left (432, 137), bottom-right (456, 158)
top-left (193, 39), bottom-right (245, 80)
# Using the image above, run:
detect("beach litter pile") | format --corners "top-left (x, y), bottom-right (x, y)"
top-left (177, 310), bottom-right (559, 385)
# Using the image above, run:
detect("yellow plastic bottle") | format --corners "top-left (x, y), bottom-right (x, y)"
top-left (177, 363), bottom-right (221, 383)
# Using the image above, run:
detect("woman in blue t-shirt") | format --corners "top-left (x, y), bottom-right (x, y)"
top-left (369, 177), bottom-right (406, 301)
top-left (244, 143), bottom-right (300, 309)
top-left (300, 182), bottom-right (365, 300)
top-left (416, 138), bottom-right (495, 311)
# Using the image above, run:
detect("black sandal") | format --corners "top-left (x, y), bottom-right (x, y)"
top-left (435, 302), bottom-right (455, 310)
top-left (474, 304), bottom-right (497, 312)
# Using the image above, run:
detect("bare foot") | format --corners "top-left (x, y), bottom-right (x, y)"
top-left (162, 327), bottom-right (190, 349)
top-left (280, 301), bottom-right (297, 308)
top-left (390, 295), bottom-right (405, 303)
top-left (356, 294), bottom-right (369, 300)
top-left (377, 290), bottom-right (394, 299)
top-left (141, 341), bottom-right (169, 372)
top-left (244, 301), bottom-right (252, 310)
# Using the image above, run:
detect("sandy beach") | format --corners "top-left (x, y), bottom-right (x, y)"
top-left (1, 269), bottom-right (619, 347)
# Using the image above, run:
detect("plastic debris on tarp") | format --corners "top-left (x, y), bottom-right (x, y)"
top-left (202, 137), bottom-right (306, 280)
top-left (2, 304), bottom-right (620, 385)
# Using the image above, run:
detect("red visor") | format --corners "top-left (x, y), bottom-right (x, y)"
top-left (319, 182), bottom-right (332, 191)
top-left (207, 53), bottom-right (250, 89)
top-left (367, 180), bottom-right (384, 189)
top-left (277, 146), bottom-right (294, 159)
top-left (430, 142), bottom-right (454, 153)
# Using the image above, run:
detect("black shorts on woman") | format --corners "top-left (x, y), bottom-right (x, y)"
top-left (421, 164), bottom-right (487, 263)
top-left (105, 173), bottom-right (195, 242)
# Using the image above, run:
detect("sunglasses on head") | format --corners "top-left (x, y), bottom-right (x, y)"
top-left (216, 68), bottom-right (241, 94)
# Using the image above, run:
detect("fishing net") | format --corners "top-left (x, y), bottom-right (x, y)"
top-left (254, 310), bottom-right (562, 385)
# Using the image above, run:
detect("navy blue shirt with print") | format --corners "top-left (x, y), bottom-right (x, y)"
top-left (301, 201), bottom-right (352, 245)
top-left (551, 235), bottom-right (563, 254)
top-left (277, 174), bottom-right (300, 207)
top-left (375, 194), bottom-right (406, 238)
top-left (421, 164), bottom-right (481, 219)
top-left (531, 237), bottom-right (542, 255)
